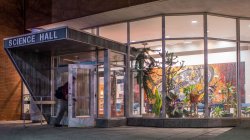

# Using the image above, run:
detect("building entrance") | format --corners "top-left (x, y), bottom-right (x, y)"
top-left (68, 64), bottom-right (96, 127)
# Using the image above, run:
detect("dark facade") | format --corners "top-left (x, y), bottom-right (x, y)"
top-left (0, 0), bottom-right (24, 120)
top-left (25, 0), bottom-right (157, 28)
top-left (0, 0), bottom-right (156, 120)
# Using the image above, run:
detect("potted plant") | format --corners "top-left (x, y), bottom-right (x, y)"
top-left (212, 106), bottom-right (224, 118)
top-left (221, 82), bottom-right (236, 117)
top-left (152, 89), bottom-right (162, 116)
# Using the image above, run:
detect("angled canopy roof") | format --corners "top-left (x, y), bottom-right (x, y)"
top-left (4, 26), bottom-right (127, 55)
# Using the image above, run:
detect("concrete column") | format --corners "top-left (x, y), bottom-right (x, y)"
top-left (104, 49), bottom-right (111, 119)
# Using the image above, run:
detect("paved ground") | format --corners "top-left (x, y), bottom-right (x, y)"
top-left (0, 121), bottom-right (249, 140)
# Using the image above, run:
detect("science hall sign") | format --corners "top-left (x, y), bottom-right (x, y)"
top-left (4, 27), bottom-right (67, 48)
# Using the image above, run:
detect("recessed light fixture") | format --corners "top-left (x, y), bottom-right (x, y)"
top-left (191, 20), bottom-right (198, 24)
top-left (184, 41), bottom-right (192, 44)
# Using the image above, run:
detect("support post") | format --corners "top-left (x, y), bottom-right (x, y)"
top-left (161, 15), bottom-right (166, 118)
top-left (204, 13), bottom-right (209, 118)
top-left (104, 49), bottom-right (111, 119)
top-left (125, 22), bottom-right (132, 117)
top-left (236, 18), bottom-right (241, 118)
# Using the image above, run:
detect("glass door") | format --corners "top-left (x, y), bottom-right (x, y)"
top-left (68, 64), bottom-right (96, 127)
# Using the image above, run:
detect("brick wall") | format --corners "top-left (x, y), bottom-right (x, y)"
top-left (0, 0), bottom-right (23, 120)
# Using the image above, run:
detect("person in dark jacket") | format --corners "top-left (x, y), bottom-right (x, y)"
top-left (54, 82), bottom-right (68, 127)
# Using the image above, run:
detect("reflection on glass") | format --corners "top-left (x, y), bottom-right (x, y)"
top-left (59, 52), bottom-right (96, 65)
top-left (240, 43), bottom-right (250, 117)
top-left (132, 71), bottom-right (140, 115)
top-left (131, 42), bottom-right (163, 117)
top-left (208, 40), bottom-right (237, 118)
top-left (110, 51), bottom-right (125, 66)
top-left (83, 28), bottom-right (97, 35)
top-left (208, 15), bottom-right (236, 40)
top-left (130, 17), bottom-right (162, 42)
top-left (111, 67), bottom-right (125, 117)
top-left (75, 69), bottom-right (90, 116)
top-left (240, 20), bottom-right (250, 41)
top-left (98, 65), bottom-right (104, 118)
top-left (165, 40), bottom-right (204, 118)
top-left (99, 23), bottom-right (127, 43)
top-left (166, 15), bottom-right (203, 38)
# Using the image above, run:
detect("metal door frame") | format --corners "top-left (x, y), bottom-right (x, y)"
top-left (68, 64), bottom-right (96, 127)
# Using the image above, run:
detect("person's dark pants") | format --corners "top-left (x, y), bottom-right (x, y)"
top-left (55, 99), bottom-right (68, 125)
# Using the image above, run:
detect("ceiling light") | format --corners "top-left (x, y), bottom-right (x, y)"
top-left (131, 41), bottom-right (136, 43)
top-left (191, 20), bottom-right (198, 24)
top-left (184, 41), bottom-right (192, 44)
top-left (165, 35), bottom-right (170, 38)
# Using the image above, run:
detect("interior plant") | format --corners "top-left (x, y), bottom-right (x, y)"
top-left (221, 82), bottom-right (236, 116)
top-left (165, 91), bottom-right (186, 117)
top-left (183, 84), bottom-right (204, 117)
top-left (134, 44), bottom-right (160, 99)
top-left (164, 52), bottom-right (185, 118)
top-left (212, 106), bottom-right (224, 118)
top-left (152, 89), bottom-right (162, 116)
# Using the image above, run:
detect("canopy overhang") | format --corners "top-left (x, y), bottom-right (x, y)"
top-left (4, 26), bottom-right (127, 55)
top-left (3, 27), bottom-right (127, 121)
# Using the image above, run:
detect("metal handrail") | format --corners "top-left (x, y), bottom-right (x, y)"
top-left (22, 94), bottom-right (55, 127)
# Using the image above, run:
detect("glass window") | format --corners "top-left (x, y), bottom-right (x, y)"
top-left (166, 40), bottom-right (204, 118)
top-left (240, 43), bottom-right (250, 117)
top-left (83, 28), bottom-right (97, 35)
top-left (110, 51), bottom-right (125, 66)
top-left (165, 15), bottom-right (203, 38)
top-left (208, 15), bottom-right (236, 40)
top-left (98, 67), bottom-right (104, 118)
top-left (109, 51), bottom-right (125, 117)
top-left (130, 17), bottom-right (162, 42)
top-left (110, 66), bottom-right (125, 117)
top-left (240, 20), bottom-right (250, 41)
top-left (131, 41), bottom-right (163, 117)
top-left (59, 52), bottom-right (96, 65)
top-left (208, 40), bottom-right (237, 118)
top-left (99, 23), bottom-right (127, 43)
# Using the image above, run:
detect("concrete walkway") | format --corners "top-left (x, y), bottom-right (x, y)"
top-left (0, 121), bottom-right (249, 140)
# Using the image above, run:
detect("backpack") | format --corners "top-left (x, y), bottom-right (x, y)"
top-left (55, 86), bottom-right (63, 99)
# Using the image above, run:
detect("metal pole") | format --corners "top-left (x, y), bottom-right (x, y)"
top-left (236, 18), bottom-right (241, 118)
top-left (22, 82), bottom-right (26, 128)
top-left (161, 15), bottom-right (166, 118)
top-left (204, 13), bottom-right (209, 118)
top-left (40, 97), bottom-right (43, 125)
top-left (125, 21), bottom-right (131, 117)
top-left (96, 49), bottom-right (99, 118)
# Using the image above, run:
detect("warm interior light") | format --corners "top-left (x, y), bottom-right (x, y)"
top-left (165, 35), bottom-right (170, 38)
top-left (131, 40), bottom-right (136, 43)
top-left (184, 41), bottom-right (192, 44)
top-left (191, 20), bottom-right (198, 24)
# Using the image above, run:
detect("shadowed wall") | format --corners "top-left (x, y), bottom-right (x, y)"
top-left (0, 0), bottom-right (24, 120)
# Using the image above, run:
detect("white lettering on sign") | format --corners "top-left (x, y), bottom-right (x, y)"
top-left (9, 35), bottom-right (35, 47)
top-left (8, 31), bottom-right (59, 47)
top-left (39, 31), bottom-right (58, 41)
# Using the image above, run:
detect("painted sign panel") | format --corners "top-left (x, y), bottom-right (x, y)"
top-left (4, 27), bottom-right (67, 48)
